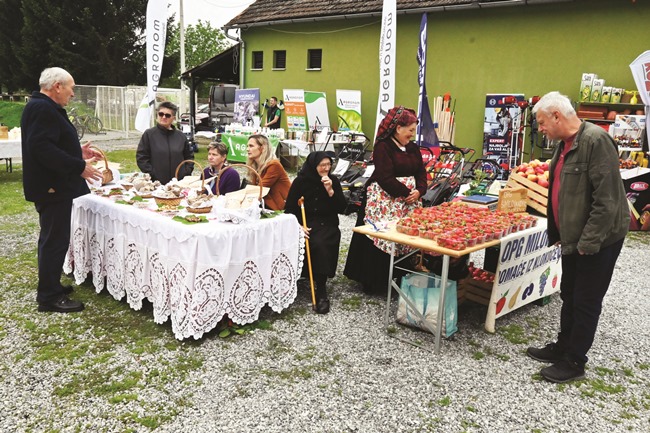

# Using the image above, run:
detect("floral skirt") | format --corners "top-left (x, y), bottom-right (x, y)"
top-left (365, 177), bottom-right (421, 255)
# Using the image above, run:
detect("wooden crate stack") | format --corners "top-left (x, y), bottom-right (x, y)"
top-left (505, 172), bottom-right (548, 215)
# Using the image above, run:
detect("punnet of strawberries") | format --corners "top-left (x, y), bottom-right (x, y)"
top-left (395, 202), bottom-right (537, 251)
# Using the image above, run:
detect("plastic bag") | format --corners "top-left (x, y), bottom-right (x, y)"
top-left (395, 272), bottom-right (458, 337)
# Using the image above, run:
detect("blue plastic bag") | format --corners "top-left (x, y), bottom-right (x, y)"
top-left (395, 272), bottom-right (458, 338)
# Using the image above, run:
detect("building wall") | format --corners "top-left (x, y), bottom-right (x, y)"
top-left (240, 0), bottom-right (650, 155)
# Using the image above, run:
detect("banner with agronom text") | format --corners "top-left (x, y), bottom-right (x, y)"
top-left (283, 89), bottom-right (307, 131)
top-left (135, 0), bottom-right (168, 132)
top-left (374, 0), bottom-right (396, 138)
top-left (336, 89), bottom-right (362, 132)
top-left (304, 91), bottom-right (330, 129)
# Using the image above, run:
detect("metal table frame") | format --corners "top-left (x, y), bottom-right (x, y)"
top-left (353, 223), bottom-right (500, 355)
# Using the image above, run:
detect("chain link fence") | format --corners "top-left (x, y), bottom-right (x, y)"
top-left (71, 85), bottom-right (189, 138)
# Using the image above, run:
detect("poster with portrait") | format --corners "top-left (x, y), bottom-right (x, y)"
top-left (483, 94), bottom-right (525, 169)
top-left (233, 88), bottom-right (260, 126)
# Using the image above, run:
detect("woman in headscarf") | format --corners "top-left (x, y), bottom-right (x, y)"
top-left (285, 151), bottom-right (347, 314)
top-left (343, 106), bottom-right (427, 295)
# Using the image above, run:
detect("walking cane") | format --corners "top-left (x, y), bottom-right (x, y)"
top-left (298, 197), bottom-right (317, 310)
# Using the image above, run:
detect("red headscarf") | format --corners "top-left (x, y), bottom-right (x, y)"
top-left (375, 106), bottom-right (418, 142)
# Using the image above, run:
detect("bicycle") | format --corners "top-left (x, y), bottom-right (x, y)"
top-left (68, 107), bottom-right (104, 136)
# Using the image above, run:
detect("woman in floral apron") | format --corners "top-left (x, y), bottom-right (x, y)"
top-left (344, 106), bottom-right (427, 295)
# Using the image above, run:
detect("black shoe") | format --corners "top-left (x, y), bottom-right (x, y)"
top-left (38, 295), bottom-right (85, 313)
top-left (527, 342), bottom-right (564, 363)
top-left (62, 285), bottom-right (73, 295)
top-left (315, 298), bottom-right (330, 314)
top-left (540, 359), bottom-right (585, 383)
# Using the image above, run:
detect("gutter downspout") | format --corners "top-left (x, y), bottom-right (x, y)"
top-left (223, 28), bottom-right (245, 89)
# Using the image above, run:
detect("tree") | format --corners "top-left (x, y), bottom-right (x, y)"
top-left (0, 0), bottom-right (177, 91)
top-left (161, 19), bottom-right (230, 93)
top-left (0, 0), bottom-right (25, 92)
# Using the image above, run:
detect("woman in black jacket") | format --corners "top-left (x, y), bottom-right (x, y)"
top-left (285, 152), bottom-right (347, 314)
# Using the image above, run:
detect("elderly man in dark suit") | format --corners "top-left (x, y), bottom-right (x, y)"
top-left (21, 67), bottom-right (102, 313)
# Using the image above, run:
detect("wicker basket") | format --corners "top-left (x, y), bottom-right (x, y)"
top-left (91, 146), bottom-right (113, 185)
top-left (153, 195), bottom-right (182, 207)
top-left (175, 160), bottom-right (213, 214)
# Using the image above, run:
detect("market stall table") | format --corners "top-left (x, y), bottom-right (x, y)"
top-left (354, 217), bottom-right (560, 355)
top-left (0, 139), bottom-right (21, 172)
top-left (63, 193), bottom-right (304, 340)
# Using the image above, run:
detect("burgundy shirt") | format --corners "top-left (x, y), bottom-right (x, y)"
top-left (367, 138), bottom-right (427, 198)
top-left (551, 135), bottom-right (575, 229)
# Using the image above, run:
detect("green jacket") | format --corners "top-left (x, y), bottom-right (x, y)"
top-left (547, 121), bottom-right (629, 255)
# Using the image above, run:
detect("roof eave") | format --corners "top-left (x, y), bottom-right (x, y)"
top-left (222, 0), bottom-right (573, 30)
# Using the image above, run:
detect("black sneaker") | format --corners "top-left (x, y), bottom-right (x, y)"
top-left (526, 342), bottom-right (564, 363)
top-left (540, 360), bottom-right (585, 383)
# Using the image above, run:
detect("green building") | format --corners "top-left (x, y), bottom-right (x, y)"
top-left (224, 0), bottom-right (649, 156)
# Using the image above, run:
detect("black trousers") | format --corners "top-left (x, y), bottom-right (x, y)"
top-left (557, 238), bottom-right (624, 364)
top-left (35, 200), bottom-right (73, 303)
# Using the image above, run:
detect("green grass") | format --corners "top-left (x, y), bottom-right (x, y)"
top-left (0, 100), bottom-right (25, 128)
top-left (106, 149), bottom-right (138, 173)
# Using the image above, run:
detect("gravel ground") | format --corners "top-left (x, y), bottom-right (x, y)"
top-left (1, 137), bottom-right (649, 432)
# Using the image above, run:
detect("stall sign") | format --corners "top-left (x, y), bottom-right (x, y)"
top-left (233, 88), bottom-right (260, 125)
top-left (304, 91), bottom-right (330, 129)
top-left (283, 89), bottom-right (307, 131)
top-left (336, 89), bottom-right (363, 133)
top-left (482, 94), bottom-right (524, 168)
top-left (491, 220), bottom-right (562, 319)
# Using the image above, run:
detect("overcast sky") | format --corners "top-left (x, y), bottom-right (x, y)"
top-left (168, 0), bottom-right (254, 27)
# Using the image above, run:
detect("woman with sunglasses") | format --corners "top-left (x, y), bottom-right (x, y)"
top-left (136, 101), bottom-right (194, 184)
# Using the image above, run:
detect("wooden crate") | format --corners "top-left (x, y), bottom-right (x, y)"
top-left (505, 172), bottom-right (548, 215)
top-left (458, 277), bottom-right (493, 306)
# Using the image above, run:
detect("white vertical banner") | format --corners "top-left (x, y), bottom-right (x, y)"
top-left (629, 50), bottom-right (650, 131)
top-left (135, 0), bottom-right (168, 133)
top-left (374, 0), bottom-right (397, 139)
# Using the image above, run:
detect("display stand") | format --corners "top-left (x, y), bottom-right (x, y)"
top-left (354, 217), bottom-right (561, 354)
top-left (353, 224), bottom-right (500, 355)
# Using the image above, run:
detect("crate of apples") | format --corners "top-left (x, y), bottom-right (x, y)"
top-left (514, 159), bottom-right (550, 188)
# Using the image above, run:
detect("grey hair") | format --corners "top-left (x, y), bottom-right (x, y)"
top-left (532, 91), bottom-right (576, 117)
top-left (39, 67), bottom-right (72, 90)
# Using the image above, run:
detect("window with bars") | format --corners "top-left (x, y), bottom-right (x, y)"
top-left (252, 51), bottom-right (263, 70)
top-left (273, 50), bottom-right (286, 69)
top-left (307, 49), bottom-right (322, 70)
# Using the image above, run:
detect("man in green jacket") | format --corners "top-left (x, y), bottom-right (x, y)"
top-left (527, 91), bottom-right (629, 383)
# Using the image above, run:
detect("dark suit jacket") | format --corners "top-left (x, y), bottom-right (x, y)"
top-left (21, 92), bottom-right (88, 203)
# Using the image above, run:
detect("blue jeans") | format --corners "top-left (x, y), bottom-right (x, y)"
top-left (557, 237), bottom-right (624, 364)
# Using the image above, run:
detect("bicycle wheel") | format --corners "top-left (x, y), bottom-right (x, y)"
top-left (75, 122), bottom-right (85, 140)
top-left (86, 116), bottom-right (103, 134)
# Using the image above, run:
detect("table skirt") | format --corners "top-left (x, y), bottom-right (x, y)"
top-left (64, 194), bottom-right (304, 339)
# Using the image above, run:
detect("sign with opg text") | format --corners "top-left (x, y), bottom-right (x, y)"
top-left (489, 218), bottom-right (562, 321)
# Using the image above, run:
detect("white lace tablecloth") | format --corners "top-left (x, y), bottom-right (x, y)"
top-left (63, 194), bottom-right (304, 340)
